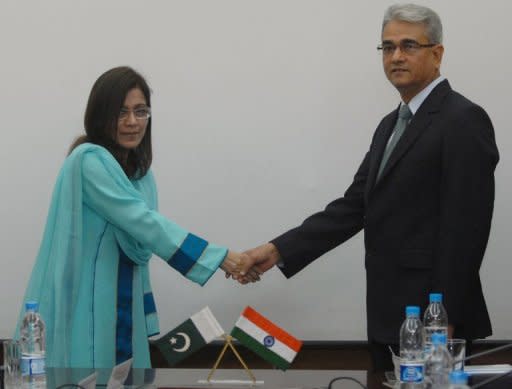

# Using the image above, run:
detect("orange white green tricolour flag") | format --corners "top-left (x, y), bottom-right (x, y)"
top-left (230, 306), bottom-right (303, 370)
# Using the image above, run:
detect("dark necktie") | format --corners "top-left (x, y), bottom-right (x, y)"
top-left (377, 104), bottom-right (412, 180)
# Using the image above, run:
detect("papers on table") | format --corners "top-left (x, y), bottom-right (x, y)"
top-left (464, 364), bottom-right (512, 375)
top-left (107, 358), bottom-right (133, 389)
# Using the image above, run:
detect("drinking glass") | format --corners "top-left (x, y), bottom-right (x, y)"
top-left (3, 339), bottom-right (21, 386)
top-left (447, 338), bottom-right (466, 371)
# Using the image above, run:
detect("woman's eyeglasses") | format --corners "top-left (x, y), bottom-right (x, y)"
top-left (118, 107), bottom-right (151, 121)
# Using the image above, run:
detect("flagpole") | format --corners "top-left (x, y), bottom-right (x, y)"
top-left (206, 334), bottom-right (257, 384)
top-left (227, 335), bottom-right (257, 383)
top-left (207, 336), bottom-right (231, 382)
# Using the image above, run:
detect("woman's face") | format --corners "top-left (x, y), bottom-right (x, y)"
top-left (116, 88), bottom-right (149, 150)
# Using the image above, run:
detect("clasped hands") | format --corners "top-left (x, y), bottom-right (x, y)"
top-left (220, 243), bottom-right (281, 284)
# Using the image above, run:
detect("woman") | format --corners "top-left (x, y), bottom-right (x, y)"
top-left (17, 66), bottom-right (251, 368)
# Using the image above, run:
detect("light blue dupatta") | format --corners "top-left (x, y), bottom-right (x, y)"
top-left (17, 144), bottom-right (156, 367)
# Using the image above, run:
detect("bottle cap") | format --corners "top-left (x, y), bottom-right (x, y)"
top-left (449, 370), bottom-right (469, 384)
top-left (431, 332), bottom-right (447, 345)
top-left (405, 306), bottom-right (420, 317)
top-left (25, 301), bottom-right (39, 312)
top-left (429, 293), bottom-right (443, 303)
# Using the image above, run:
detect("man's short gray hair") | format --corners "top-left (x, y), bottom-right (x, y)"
top-left (382, 3), bottom-right (443, 44)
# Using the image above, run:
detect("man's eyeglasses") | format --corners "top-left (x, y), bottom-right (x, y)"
top-left (377, 39), bottom-right (437, 56)
top-left (118, 107), bottom-right (151, 121)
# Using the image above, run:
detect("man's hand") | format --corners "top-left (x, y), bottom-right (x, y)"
top-left (244, 243), bottom-right (282, 274)
top-left (448, 324), bottom-right (455, 339)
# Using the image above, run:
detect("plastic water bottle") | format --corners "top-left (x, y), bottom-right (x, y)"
top-left (424, 293), bottom-right (448, 354)
top-left (448, 370), bottom-right (470, 389)
top-left (20, 301), bottom-right (46, 388)
top-left (424, 333), bottom-right (453, 388)
top-left (399, 306), bottom-right (425, 387)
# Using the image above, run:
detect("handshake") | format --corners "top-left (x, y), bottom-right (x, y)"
top-left (220, 243), bottom-right (282, 284)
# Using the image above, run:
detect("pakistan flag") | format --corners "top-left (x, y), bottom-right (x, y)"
top-left (152, 307), bottom-right (224, 366)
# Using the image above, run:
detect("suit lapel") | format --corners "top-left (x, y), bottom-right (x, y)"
top-left (366, 110), bottom-right (398, 192)
top-left (371, 80), bottom-right (452, 189)
top-left (376, 110), bottom-right (433, 183)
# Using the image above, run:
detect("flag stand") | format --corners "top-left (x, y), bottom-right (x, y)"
top-left (206, 334), bottom-right (257, 384)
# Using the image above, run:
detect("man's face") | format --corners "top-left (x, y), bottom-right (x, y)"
top-left (381, 20), bottom-right (444, 102)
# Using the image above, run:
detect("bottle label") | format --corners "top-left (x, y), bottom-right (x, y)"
top-left (21, 355), bottom-right (45, 376)
top-left (400, 362), bottom-right (424, 383)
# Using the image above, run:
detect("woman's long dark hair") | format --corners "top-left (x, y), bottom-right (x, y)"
top-left (69, 66), bottom-right (152, 178)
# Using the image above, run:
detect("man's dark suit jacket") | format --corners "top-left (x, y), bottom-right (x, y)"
top-left (271, 80), bottom-right (499, 344)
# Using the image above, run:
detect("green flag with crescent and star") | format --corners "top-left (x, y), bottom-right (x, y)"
top-left (151, 306), bottom-right (224, 366)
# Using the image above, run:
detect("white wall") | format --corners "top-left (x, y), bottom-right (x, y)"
top-left (1, 0), bottom-right (511, 340)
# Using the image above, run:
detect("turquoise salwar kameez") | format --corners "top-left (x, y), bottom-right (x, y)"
top-left (17, 143), bottom-right (227, 368)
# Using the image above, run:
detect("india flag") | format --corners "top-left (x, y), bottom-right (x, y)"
top-left (231, 306), bottom-right (303, 370)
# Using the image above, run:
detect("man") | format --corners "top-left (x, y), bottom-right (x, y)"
top-left (240, 3), bottom-right (499, 371)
